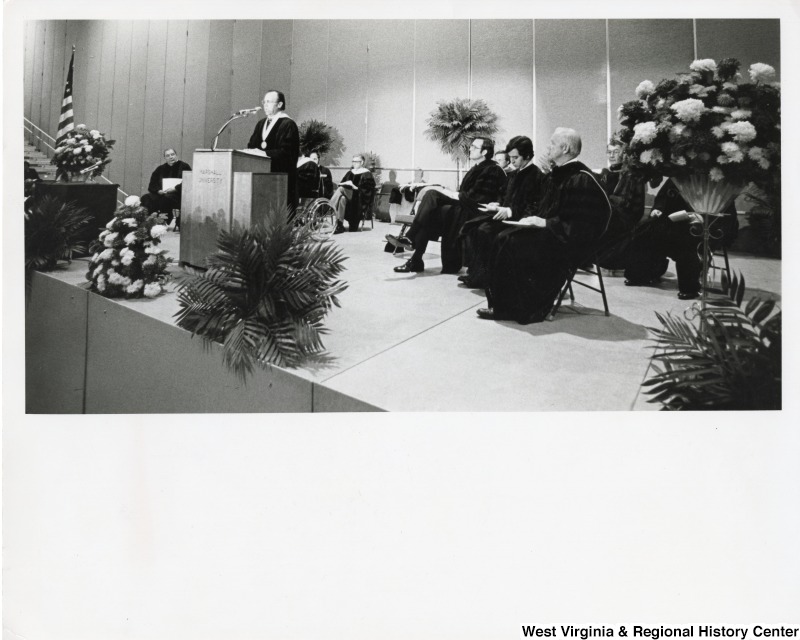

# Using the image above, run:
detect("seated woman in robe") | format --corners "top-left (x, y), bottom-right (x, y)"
top-left (330, 154), bottom-right (376, 233)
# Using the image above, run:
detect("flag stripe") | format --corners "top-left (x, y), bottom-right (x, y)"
top-left (55, 48), bottom-right (75, 147)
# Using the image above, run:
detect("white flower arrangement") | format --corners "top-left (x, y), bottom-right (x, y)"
top-left (616, 56), bottom-right (780, 191)
top-left (86, 200), bottom-right (170, 299)
top-left (51, 124), bottom-right (115, 181)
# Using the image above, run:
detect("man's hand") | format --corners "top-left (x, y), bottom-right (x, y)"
top-left (492, 207), bottom-right (512, 221)
top-left (478, 202), bottom-right (500, 213)
top-left (518, 216), bottom-right (546, 228)
top-left (650, 208), bottom-right (663, 218)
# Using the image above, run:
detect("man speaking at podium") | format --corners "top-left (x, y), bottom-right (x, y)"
top-left (247, 89), bottom-right (300, 213)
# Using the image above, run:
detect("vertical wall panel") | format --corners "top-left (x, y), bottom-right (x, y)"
top-left (696, 19), bottom-right (781, 79)
top-left (39, 21), bottom-right (57, 140)
top-left (96, 22), bottom-right (118, 141)
top-left (162, 21), bottom-right (188, 158)
top-left (535, 19), bottom-right (607, 172)
top-left (203, 21), bottom-right (233, 150)
top-left (609, 19), bottom-right (694, 149)
top-left (259, 20), bottom-right (294, 117)
top-left (46, 22), bottom-right (67, 143)
top-left (142, 22), bottom-right (168, 182)
top-left (471, 19), bottom-right (534, 151)
top-left (414, 20), bottom-right (470, 184)
top-left (123, 21), bottom-right (151, 197)
top-left (109, 21), bottom-right (133, 187)
top-left (326, 21), bottom-right (368, 162)
top-left (30, 22), bottom-right (47, 139)
top-left (365, 20), bottom-right (415, 179)
top-left (230, 20), bottom-right (263, 150)
top-left (290, 20), bottom-right (329, 126)
top-left (181, 21), bottom-right (211, 162)
top-left (24, 21), bottom-right (37, 123)
top-left (82, 21), bottom-right (104, 133)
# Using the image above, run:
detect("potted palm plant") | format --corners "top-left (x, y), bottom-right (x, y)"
top-left (425, 98), bottom-right (499, 183)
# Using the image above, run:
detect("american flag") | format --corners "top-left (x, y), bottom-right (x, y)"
top-left (55, 46), bottom-right (75, 147)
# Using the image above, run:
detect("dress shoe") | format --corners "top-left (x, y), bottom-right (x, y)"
top-left (677, 291), bottom-right (700, 300)
top-left (385, 234), bottom-right (413, 250)
top-left (458, 275), bottom-right (470, 283)
top-left (333, 222), bottom-right (346, 235)
top-left (476, 307), bottom-right (495, 320)
top-left (393, 258), bottom-right (424, 273)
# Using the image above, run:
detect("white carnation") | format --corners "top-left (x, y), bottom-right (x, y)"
top-left (150, 224), bottom-right (167, 239)
top-left (711, 126), bottom-right (726, 139)
top-left (124, 232), bottom-right (139, 245)
top-left (144, 283), bottom-right (162, 298)
top-left (632, 121), bottom-right (658, 144)
top-left (98, 248), bottom-right (114, 261)
top-left (90, 252), bottom-right (100, 263)
top-left (671, 98), bottom-right (706, 123)
top-left (144, 245), bottom-right (165, 255)
top-left (709, 167), bottom-right (725, 182)
top-left (99, 230), bottom-right (110, 241)
top-left (120, 248), bottom-right (135, 266)
top-left (749, 63), bottom-right (776, 84)
top-left (690, 58), bottom-right (717, 73)
top-left (635, 80), bottom-right (655, 99)
top-left (126, 280), bottom-right (144, 295)
top-left (144, 255), bottom-right (158, 266)
top-left (727, 121), bottom-right (757, 144)
top-left (748, 146), bottom-right (765, 161)
top-left (720, 141), bottom-right (744, 163)
top-left (103, 232), bottom-right (118, 247)
top-left (122, 217), bottom-right (138, 227)
top-left (97, 275), bottom-right (106, 292)
top-left (105, 219), bottom-right (116, 230)
top-left (639, 149), bottom-right (663, 165)
top-left (758, 158), bottom-right (771, 170)
top-left (730, 109), bottom-right (752, 120)
top-left (124, 195), bottom-right (141, 207)
top-left (92, 265), bottom-right (104, 277)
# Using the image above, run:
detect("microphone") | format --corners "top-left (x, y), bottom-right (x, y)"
top-left (234, 107), bottom-right (261, 116)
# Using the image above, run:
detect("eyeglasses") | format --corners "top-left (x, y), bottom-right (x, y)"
top-left (352, 159), bottom-right (363, 163)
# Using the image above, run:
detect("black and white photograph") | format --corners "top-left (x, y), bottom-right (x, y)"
top-left (3, 0), bottom-right (798, 638)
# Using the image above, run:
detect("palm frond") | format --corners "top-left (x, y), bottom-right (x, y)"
top-left (174, 205), bottom-right (349, 379)
top-left (424, 98), bottom-right (500, 164)
top-left (642, 271), bottom-right (781, 410)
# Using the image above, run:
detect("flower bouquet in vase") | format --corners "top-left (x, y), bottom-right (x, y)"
top-left (616, 58), bottom-right (780, 215)
top-left (52, 125), bottom-right (115, 182)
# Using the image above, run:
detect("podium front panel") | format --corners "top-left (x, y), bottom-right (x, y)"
top-left (232, 172), bottom-right (288, 232)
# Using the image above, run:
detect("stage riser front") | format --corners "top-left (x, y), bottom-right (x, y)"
top-left (25, 272), bottom-right (380, 414)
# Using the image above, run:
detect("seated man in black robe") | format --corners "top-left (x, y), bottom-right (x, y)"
top-left (330, 154), bottom-right (376, 233)
top-left (140, 148), bottom-right (191, 224)
top-left (593, 140), bottom-right (651, 274)
top-left (387, 137), bottom-right (507, 274)
top-left (310, 151), bottom-right (334, 199)
top-left (296, 153), bottom-right (322, 200)
top-left (458, 135), bottom-right (543, 289)
top-left (623, 177), bottom-right (738, 300)
top-left (478, 128), bottom-right (611, 324)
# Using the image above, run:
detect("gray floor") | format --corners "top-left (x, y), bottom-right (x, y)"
top-left (49, 217), bottom-right (781, 412)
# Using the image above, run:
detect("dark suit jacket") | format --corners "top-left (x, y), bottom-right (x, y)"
top-left (247, 115), bottom-right (300, 210)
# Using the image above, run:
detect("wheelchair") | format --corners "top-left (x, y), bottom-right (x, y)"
top-left (294, 159), bottom-right (337, 240)
top-left (296, 196), bottom-right (338, 240)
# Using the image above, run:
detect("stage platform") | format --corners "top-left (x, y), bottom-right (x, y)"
top-left (25, 219), bottom-right (781, 412)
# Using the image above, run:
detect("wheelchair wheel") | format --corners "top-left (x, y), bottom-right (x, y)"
top-left (307, 198), bottom-right (337, 240)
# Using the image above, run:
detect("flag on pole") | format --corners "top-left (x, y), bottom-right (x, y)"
top-left (55, 46), bottom-right (75, 147)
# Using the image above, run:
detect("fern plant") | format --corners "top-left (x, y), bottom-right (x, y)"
top-left (642, 273), bottom-right (781, 410)
top-left (174, 206), bottom-right (348, 379)
top-left (25, 196), bottom-right (93, 272)
top-left (298, 119), bottom-right (345, 165)
top-left (425, 98), bottom-right (499, 180)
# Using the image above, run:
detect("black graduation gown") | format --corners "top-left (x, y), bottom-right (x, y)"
top-left (340, 168), bottom-right (376, 228)
top-left (247, 115), bottom-right (300, 212)
top-left (460, 161), bottom-right (543, 286)
top-left (485, 161), bottom-right (611, 323)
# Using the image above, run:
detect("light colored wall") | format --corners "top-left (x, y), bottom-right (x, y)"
top-left (24, 19), bottom-right (781, 196)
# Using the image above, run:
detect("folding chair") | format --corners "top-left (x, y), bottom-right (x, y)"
top-left (548, 260), bottom-right (610, 320)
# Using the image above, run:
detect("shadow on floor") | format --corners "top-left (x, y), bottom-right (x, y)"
top-left (496, 309), bottom-right (650, 342)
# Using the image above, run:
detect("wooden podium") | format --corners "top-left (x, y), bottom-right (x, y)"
top-left (180, 149), bottom-right (288, 268)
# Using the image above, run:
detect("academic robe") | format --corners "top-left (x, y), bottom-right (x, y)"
top-left (318, 165), bottom-right (334, 200)
top-left (459, 161), bottom-right (544, 287)
top-left (486, 160), bottom-right (611, 324)
top-left (339, 167), bottom-right (376, 228)
top-left (406, 158), bottom-right (507, 272)
top-left (140, 160), bottom-right (191, 216)
top-left (296, 157), bottom-right (322, 199)
top-left (593, 166), bottom-right (648, 270)
top-left (247, 114), bottom-right (300, 212)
